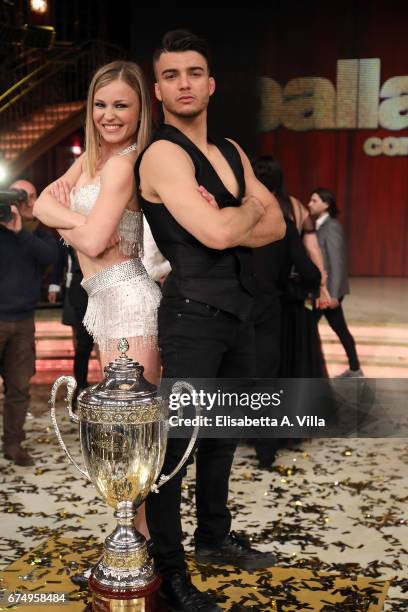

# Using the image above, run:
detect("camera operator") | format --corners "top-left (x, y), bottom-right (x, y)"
top-left (0, 179), bottom-right (57, 466)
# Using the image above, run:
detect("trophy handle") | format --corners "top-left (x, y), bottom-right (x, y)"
top-left (151, 381), bottom-right (200, 492)
top-left (49, 375), bottom-right (91, 481)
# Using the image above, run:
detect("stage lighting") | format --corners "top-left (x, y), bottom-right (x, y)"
top-left (0, 163), bottom-right (8, 184)
top-left (22, 25), bottom-right (55, 49)
top-left (30, 0), bottom-right (47, 14)
top-left (71, 145), bottom-right (82, 156)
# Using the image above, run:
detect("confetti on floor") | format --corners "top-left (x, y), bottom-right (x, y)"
top-left (0, 386), bottom-right (407, 610)
top-left (0, 536), bottom-right (390, 611)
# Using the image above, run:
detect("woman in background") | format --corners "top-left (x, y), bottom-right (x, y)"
top-left (252, 156), bottom-right (328, 379)
top-left (251, 156), bottom-right (325, 468)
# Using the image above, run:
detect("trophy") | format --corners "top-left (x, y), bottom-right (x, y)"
top-left (50, 338), bottom-right (199, 610)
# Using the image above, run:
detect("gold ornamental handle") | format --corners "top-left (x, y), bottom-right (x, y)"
top-left (49, 376), bottom-right (91, 480)
top-left (151, 380), bottom-right (200, 492)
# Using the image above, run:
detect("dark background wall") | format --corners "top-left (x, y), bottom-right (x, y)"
top-left (127, 0), bottom-right (261, 153)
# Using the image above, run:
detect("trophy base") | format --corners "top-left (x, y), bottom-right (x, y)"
top-left (89, 573), bottom-right (164, 611)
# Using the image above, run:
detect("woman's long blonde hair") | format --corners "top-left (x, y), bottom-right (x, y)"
top-left (84, 61), bottom-right (152, 176)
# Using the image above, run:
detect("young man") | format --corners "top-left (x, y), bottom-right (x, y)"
top-left (137, 30), bottom-right (285, 612)
top-left (309, 188), bottom-right (363, 378)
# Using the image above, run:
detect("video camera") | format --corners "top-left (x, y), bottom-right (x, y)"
top-left (0, 189), bottom-right (28, 223)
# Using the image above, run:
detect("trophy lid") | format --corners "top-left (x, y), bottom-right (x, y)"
top-left (77, 339), bottom-right (163, 417)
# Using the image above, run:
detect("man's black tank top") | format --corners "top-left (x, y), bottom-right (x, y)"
top-left (135, 124), bottom-right (256, 321)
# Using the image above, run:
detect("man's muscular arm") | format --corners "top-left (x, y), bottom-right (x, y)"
top-left (227, 139), bottom-right (286, 247)
top-left (139, 141), bottom-right (264, 250)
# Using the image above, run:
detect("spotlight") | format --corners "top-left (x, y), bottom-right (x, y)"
top-left (70, 145), bottom-right (82, 156)
top-left (30, 0), bottom-right (47, 14)
top-left (0, 163), bottom-right (8, 184)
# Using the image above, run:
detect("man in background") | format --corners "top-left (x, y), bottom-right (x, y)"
top-left (0, 179), bottom-right (57, 466)
top-left (309, 187), bottom-right (363, 378)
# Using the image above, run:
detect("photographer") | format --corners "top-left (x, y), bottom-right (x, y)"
top-left (0, 179), bottom-right (57, 466)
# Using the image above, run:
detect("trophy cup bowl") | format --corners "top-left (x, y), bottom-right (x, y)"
top-left (50, 339), bottom-right (200, 609)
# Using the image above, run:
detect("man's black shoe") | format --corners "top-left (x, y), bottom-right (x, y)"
top-left (70, 566), bottom-right (92, 588)
top-left (160, 572), bottom-right (221, 612)
top-left (195, 531), bottom-right (276, 570)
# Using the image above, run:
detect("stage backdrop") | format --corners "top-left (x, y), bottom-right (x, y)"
top-left (255, 0), bottom-right (408, 276)
top-left (126, 0), bottom-right (407, 276)
top-left (43, 0), bottom-right (408, 277)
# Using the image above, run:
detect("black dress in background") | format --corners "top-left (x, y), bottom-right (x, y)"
top-left (253, 231), bottom-right (286, 378)
top-left (279, 216), bottom-right (327, 378)
top-left (254, 217), bottom-right (325, 379)
top-left (252, 218), bottom-right (325, 467)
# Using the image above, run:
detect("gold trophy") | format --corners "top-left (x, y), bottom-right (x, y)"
top-left (50, 339), bottom-right (199, 610)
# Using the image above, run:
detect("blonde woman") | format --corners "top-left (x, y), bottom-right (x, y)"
top-left (34, 61), bottom-right (161, 383)
top-left (35, 62), bottom-right (162, 551)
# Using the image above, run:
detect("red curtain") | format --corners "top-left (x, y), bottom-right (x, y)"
top-left (257, 0), bottom-right (408, 276)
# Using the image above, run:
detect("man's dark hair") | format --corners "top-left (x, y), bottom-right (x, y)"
top-left (312, 187), bottom-right (339, 218)
top-left (153, 29), bottom-right (211, 72)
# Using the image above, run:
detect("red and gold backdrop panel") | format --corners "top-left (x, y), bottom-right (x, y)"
top-left (257, 1), bottom-right (408, 276)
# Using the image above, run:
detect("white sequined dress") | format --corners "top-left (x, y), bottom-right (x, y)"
top-left (70, 179), bottom-right (162, 356)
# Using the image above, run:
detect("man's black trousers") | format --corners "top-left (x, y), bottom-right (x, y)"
top-left (146, 296), bottom-right (255, 578)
